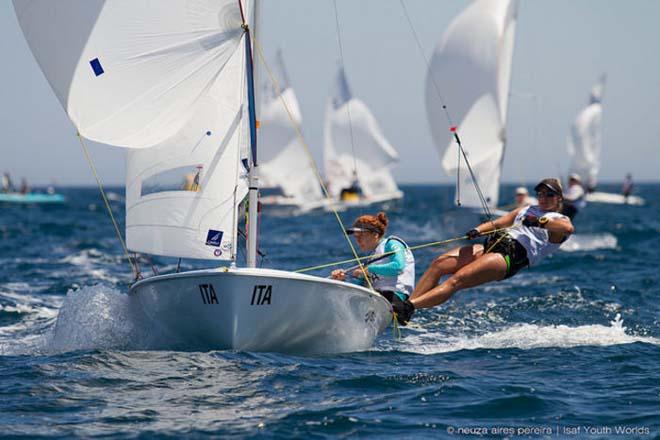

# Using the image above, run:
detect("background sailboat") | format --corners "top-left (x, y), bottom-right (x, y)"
top-left (258, 50), bottom-right (326, 212)
top-left (14, 0), bottom-right (391, 354)
top-left (426, 0), bottom-right (518, 218)
top-left (568, 76), bottom-right (644, 205)
top-left (324, 66), bottom-right (403, 207)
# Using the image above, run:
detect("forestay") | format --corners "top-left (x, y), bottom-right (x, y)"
top-left (324, 67), bottom-right (400, 199)
top-left (14, 0), bottom-right (251, 260)
top-left (258, 51), bottom-right (324, 204)
top-left (426, 0), bottom-right (518, 209)
top-left (567, 76), bottom-right (605, 190)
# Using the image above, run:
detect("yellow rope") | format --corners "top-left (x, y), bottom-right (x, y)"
top-left (391, 312), bottom-right (402, 339)
top-left (76, 132), bottom-right (138, 280)
top-left (253, 40), bottom-right (374, 290)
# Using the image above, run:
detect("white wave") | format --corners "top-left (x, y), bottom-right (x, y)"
top-left (395, 314), bottom-right (660, 354)
top-left (561, 233), bottom-right (618, 252)
top-left (57, 249), bottom-right (121, 284)
top-left (59, 249), bottom-right (104, 266)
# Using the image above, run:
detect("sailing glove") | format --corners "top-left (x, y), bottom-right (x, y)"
top-left (466, 228), bottom-right (480, 240)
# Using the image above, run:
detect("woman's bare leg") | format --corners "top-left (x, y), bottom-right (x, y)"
top-left (410, 244), bottom-right (484, 300)
top-left (411, 253), bottom-right (508, 309)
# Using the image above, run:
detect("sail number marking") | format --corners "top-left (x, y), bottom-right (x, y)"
top-left (199, 283), bottom-right (218, 305)
top-left (251, 285), bottom-right (272, 305)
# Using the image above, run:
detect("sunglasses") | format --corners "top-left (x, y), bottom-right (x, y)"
top-left (345, 226), bottom-right (380, 235)
top-left (536, 191), bottom-right (558, 198)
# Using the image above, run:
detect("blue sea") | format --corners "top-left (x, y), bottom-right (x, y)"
top-left (0, 184), bottom-right (658, 438)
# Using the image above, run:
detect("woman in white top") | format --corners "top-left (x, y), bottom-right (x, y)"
top-left (394, 178), bottom-right (574, 325)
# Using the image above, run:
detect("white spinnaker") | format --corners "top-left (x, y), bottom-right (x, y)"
top-left (324, 67), bottom-right (400, 199)
top-left (426, 0), bottom-right (518, 209)
top-left (567, 77), bottom-right (605, 189)
top-left (15, 0), bottom-right (251, 259)
top-left (259, 52), bottom-right (323, 203)
top-left (13, 0), bottom-right (244, 149)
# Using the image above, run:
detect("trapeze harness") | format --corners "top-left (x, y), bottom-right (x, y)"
top-left (485, 206), bottom-right (569, 279)
top-left (360, 236), bottom-right (415, 304)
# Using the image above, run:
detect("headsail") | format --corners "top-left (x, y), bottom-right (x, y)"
top-left (14, 0), bottom-right (251, 260)
top-left (324, 67), bottom-right (400, 200)
top-left (259, 51), bottom-right (324, 204)
top-left (426, 0), bottom-right (518, 209)
top-left (567, 75), bottom-right (606, 191)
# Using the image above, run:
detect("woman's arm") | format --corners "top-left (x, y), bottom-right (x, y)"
top-left (366, 240), bottom-right (406, 277)
top-left (541, 216), bottom-right (574, 236)
top-left (472, 208), bottom-right (522, 234)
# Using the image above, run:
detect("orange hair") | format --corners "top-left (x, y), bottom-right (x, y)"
top-left (353, 212), bottom-right (389, 237)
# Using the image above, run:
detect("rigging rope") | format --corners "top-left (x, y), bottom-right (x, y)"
top-left (399, 0), bottom-right (495, 222)
top-left (76, 132), bottom-right (139, 280)
top-left (294, 226), bottom-right (518, 274)
top-left (332, 0), bottom-right (360, 184)
top-left (253, 40), bottom-right (375, 291)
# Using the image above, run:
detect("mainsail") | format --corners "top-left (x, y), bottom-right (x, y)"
top-left (324, 67), bottom-right (400, 200)
top-left (426, 0), bottom-right (518, 209)
top-left (567, 75), bottom-right (606, 191)
top-left (258, 51), bottom-right (324, 204)
top-left (14, 0), bottom-right (251, 260)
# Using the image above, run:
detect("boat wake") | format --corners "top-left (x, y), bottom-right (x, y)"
top-left (560, 233), bottom-right (618, 252)
top-left (393, 314), bottom-right (659, 355)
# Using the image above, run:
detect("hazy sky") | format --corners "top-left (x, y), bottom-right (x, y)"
top-left (1, 0), bottom-right (659, 186)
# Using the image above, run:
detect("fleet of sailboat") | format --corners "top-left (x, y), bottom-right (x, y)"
top-left (258, 54), bottom-right (403, 213)
top-left (9, 0), bottom-right (646, 354)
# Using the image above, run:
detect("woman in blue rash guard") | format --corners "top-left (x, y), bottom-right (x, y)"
top-left (331, 212), bottom-right (415, 323)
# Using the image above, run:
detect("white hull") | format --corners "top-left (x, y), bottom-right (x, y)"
top-left (260, 195), bottom-right (329, 214)
top-left (260, 190), bottom-right (403, 214)
top-left (129, 267), bottom-right (392, 354)
top-left (585, 191), bottom-right (644, 206)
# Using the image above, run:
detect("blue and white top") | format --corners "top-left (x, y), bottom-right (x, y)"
top-left (363, 236), bottom-right (415, 301)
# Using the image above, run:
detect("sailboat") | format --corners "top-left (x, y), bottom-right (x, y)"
top-left (324, 66), bottom-right (403, 208)
top-left (0, 191), bottom-right (65, 204)
top-left (258, 50), bottom-right (327, 213)
top-left (567, 76), bottom-right (644, 206)
top-left (426, 0), bottom-right (518, 221)
top-left (14, 0), bottom-right (391, 354)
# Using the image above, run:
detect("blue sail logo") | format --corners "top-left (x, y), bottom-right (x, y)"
top-left (205, 230), bottom-right (223, 247)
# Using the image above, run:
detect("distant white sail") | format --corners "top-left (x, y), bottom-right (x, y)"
top-left (324, 67), bottom-right (400, 199)
top-left (259, 51), bottom-right (323, 204)
top-left (567, 75), bottom-right (606, 190)
top-left (15, 0), bottom-right (250, 259)
top-left (426, 0), bottom-right (518, 209)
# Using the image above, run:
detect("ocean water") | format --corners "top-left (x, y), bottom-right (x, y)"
top-left (0, 184), bottom-right (658, 438)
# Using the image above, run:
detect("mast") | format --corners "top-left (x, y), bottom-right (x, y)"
top-left (245, 0), bottom-right (260, 267)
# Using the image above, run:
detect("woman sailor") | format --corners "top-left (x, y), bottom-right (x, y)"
top-left (331, 212), bottom-right (415, 319)
top-left (394, 178), bottom-right (574, 325)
